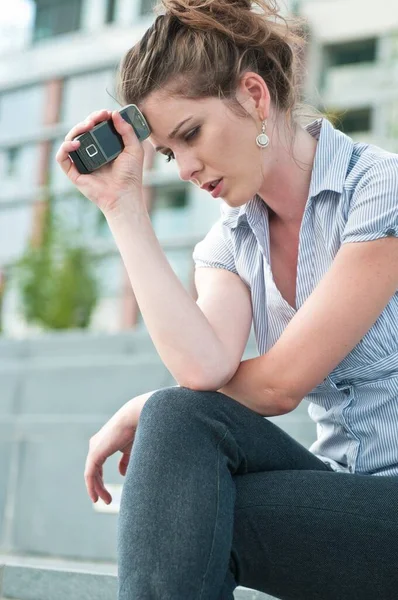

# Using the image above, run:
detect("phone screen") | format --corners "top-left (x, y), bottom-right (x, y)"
top-left (122, 105), bottom-right (151, 141)
top-left (94, 122), bottom-right (123, 156)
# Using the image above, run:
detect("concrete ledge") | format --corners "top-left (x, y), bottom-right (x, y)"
top-left (0, 565), bottom-right (117, 600)
top-left (0, 564), bottom-right (276, 600)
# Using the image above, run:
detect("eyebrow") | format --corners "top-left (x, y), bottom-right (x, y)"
top-left (154, 116), bottom-right (194, 152)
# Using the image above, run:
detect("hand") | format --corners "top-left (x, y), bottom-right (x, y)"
top-left (84, 390), bottom-right (155, 505)
top-left (55, 109), bottom-right (146, 215)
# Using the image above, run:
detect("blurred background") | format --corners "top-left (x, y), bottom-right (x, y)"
top-left (0, 0), bottom-right (397, 585)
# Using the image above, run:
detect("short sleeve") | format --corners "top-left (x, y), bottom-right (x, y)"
top-left (342, 157), bottom-right (398, 244)
top-left (192, 218), bottom-right (238, 275)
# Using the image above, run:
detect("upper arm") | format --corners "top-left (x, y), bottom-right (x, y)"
top-left (261, 236), bottom-right (398, 406)
top-left (259, 159), bottom-right (398, 407)
top-left (194, 267), bottom-right (253, 380)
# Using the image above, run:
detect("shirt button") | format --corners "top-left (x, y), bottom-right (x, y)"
top-left (343, 388), bottom-right (351, 396)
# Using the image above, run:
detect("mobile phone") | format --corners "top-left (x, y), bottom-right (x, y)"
top-left (68, 104), bottom-right (151, 174)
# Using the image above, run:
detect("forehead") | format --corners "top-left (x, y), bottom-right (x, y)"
top-left (141, 91), bottom-right (209, 120)
top-left (140, 92), bottom-right (218, 147)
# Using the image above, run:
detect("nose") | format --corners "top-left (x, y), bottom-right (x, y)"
top-left (176, 151), bottom-right (202, 184)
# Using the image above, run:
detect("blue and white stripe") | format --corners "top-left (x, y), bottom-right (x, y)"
top-left (193, 118), bottom-right (398, 476)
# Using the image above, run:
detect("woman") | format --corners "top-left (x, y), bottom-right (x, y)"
top-left (56, 0), bottom-right (398, 598)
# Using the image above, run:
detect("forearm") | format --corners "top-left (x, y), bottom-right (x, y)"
top-left (105, 201), bottom-right (232, 389)
top-left (218, 356), bottom-right (296, 417)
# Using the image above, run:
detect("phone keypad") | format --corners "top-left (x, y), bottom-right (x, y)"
top-left (77, 133), bottom-right (106, 171)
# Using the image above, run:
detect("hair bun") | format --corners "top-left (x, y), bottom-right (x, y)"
top-left (158, 0), bottom-right (257, 18)
top-left (118, 0), bottom-right (306, 125)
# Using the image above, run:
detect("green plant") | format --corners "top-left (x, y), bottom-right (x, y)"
top-left (15, 187), bottom-right (99, 330)
top-left (0, 271), bottom-right (5, 335)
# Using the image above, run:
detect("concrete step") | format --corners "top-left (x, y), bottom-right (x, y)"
top-left (0, 563), bottom-right (276, 599)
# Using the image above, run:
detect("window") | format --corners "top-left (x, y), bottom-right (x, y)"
top-left (155, 187), bottom-right (188, 210)
top-left (6, 148), bottom-right (20, 177)
top-left (60, 70), bottom-right (118, 125)
top-left (33, 0), bottom-right (82, 42)
top-left (106, 0), bottom-right (117, 24)
top-left (0, 145), bottom-right (39, 192)
top-left (139, 0), bottom-right (156, 16)
top-left (325, 38), bottom-right (377, 67)
top-left (337, 108), bottom-right (373, 134)
top-left (0, 204), bottom-right (35, 265)
top-left (150, 184), bottom-right (190, 238)
top-left (0, 85), bottom-right (45, 139)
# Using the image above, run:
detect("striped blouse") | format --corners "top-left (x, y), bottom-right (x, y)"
top-left (193, 118), bottom-right (398, 477)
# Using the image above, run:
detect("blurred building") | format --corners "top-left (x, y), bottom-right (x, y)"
top-left (0, 0), bottom-right (221, 337)
top-left (301, 0), bottom-right (398, 150)
top-left (1, 0), bottom-right (397, 337)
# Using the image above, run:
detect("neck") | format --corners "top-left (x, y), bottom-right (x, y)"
top-left (257, 120), bottom-right (318, 227)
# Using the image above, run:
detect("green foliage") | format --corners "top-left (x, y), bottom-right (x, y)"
top-left (0, 281), bottom-right (4, 334)
top-left (15, 189), bottom-right (99, 330)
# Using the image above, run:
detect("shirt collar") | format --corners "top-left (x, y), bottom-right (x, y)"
top-left (220, 118), bottom-right (354, 230)
top-left (308, 118), bottom-right (354, 198)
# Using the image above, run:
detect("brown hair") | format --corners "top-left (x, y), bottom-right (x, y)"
top-left (116, 0), bottom-right (308, 125)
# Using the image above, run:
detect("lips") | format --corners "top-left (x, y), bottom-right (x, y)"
top-left (210, 178), bottom-right (223, 198)
top-left (209, 178), bottom-right (222, 190)
top-left (201, 178), bottom-right (221, 192)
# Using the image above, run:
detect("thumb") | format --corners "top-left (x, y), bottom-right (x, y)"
top-left (112, 110), bottom-right (141, 154)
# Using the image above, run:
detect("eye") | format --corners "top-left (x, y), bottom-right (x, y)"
top-left (185, 126), bottom-right (200, 142)
top-left (164, 126), bottom-right (201, 163)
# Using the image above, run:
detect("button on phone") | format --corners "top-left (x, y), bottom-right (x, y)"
top-left (86, 144), bottom-right (98, 157)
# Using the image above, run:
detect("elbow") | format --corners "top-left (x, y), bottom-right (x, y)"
top-left (277, 391), bottom-right (301, 415)
top-left (177, 364), bottom-right (235, 393)
top-left (178, 375), bottom-right (230, 393)
top-left (277, 398), bottom-right (298, 415)
top-left (259, 387), bottom-right (300, 416)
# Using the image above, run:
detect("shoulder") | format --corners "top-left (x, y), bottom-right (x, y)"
top-left (340, 143), bottom-right (398, 244)
top-left (345, 142), bottom-right (398, 194)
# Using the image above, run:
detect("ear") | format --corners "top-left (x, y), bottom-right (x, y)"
top-left (236, 72), bottom-right (271, 121)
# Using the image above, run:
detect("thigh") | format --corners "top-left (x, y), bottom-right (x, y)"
top-left (231, 470), bottom-right (398, 600)
top-left (141, 387), bottom-right (334, 475)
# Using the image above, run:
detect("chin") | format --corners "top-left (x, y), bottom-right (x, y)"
top-left (221, 194), bottom-right (247, 208)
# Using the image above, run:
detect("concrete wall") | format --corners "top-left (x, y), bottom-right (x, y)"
top-left (0, 328), bottom-right (317, 564)
top-left (0, 564), bottom-right (276, 600)
top-left (0, 328), bottom-right (175, 561)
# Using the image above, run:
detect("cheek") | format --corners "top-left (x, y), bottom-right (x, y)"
top-left (208, 127), bottom-right (258, 175)
top-left (208, 124), bottom-right (237, 155)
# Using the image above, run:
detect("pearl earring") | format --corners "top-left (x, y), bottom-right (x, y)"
top-left (256, 120), bottom-right (269, 148)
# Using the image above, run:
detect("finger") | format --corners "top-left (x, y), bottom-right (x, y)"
top-left (55, 140), bottom-right (83, 180)
top-left (65, 120), bottom-right (93, 143)
top-left (84, 470), bottom-right (98, 503)
top-left (94, 472), bottom-right (112, 505)
top-left (84, 454), bottom-right (104, 502)
top-left (119, 456), bottom-right (125, 476)
top-left (87, 109), bottom-right (112, 123)
top-left (64, 109), bottom-right (110, 142)
top-left (119, 452), bottom-right (130, 476)
top-left (85, 470), bottom-right (111, 504)
top-left (111, 110), bottom-right (140, 153)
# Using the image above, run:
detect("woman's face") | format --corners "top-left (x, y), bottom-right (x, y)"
top-left (141, 89), bottom-right (268, 207)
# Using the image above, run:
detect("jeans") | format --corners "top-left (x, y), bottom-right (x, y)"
top-left (117, 387), bottom-right (398, 600)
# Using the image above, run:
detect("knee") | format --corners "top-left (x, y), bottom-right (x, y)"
top-left (141, 386), bottom-right (208, 417)
top-left (139, 386), bottom-right (220, 432)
